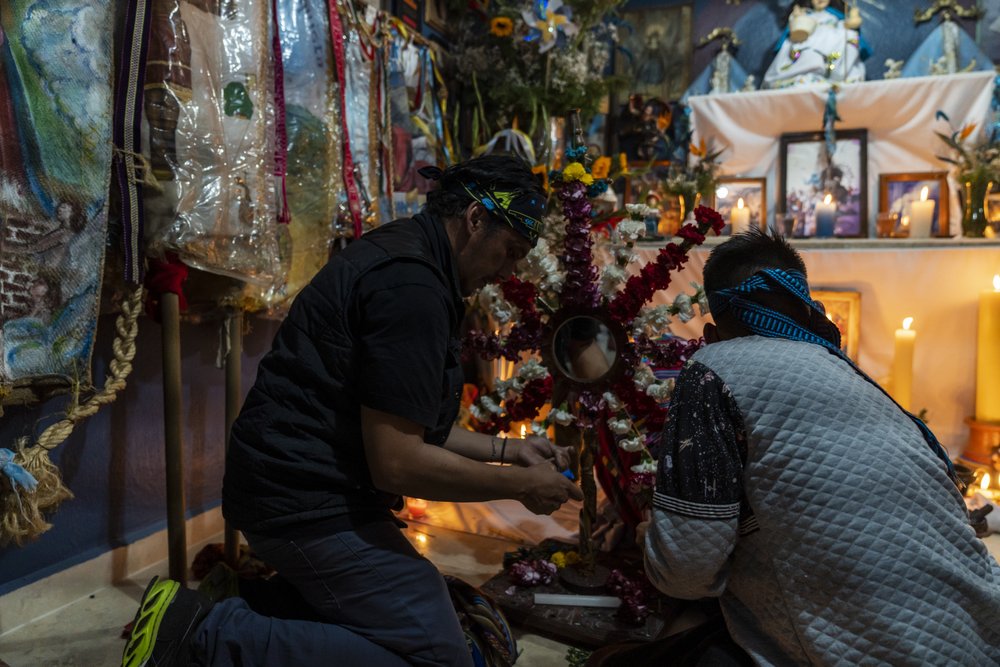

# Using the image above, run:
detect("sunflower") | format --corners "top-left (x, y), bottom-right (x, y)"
top-left (490, 17), bottom-right (514, 37)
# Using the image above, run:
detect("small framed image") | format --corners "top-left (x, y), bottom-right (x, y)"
top-left (812, 289), bottom-right (861, 361)
top-left (424, 0), bottom-right (448, 34)
top-left (987, 192), bottom-right (1000, 225)
top-left (878, 171), bottom-right (949, 237)
top-left (710, 177), bottom-right (767, 235)
top-left (624, 162), bottom-right (683, 237)
top-left (779, 129), bottom-right (868, 238)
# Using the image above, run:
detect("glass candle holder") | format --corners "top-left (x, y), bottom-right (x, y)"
top-left (876, 211), bottom-right (897, 238)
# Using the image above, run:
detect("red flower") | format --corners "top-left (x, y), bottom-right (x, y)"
top-left (694, 205), bottom-right (725, 235)
top-left (677, 223), bottom-right (706, 245)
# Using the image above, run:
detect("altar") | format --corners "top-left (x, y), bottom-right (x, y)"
top-left (688, 71), bottom-right (997, 235)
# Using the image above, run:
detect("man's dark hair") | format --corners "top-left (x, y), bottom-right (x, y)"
top-left (424, 154), bottom-right (544, 221)
top-left (702, 227), bottom-right (807, 295)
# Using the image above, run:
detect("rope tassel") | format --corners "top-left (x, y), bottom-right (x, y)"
top-left (0, 286), bottom-right (143, 546)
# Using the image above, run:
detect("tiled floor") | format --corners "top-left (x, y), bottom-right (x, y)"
top-left (0, 522), bottom-right (573, 666)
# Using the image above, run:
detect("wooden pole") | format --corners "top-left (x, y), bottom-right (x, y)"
top-left (223, 310), bottom-right (243, 567)
top-left (161, 292), bottom-right (187, 584)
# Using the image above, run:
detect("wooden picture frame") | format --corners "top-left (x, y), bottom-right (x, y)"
top-left (623, 162), bottom-right (682, 237)
top-left (812, 289), bottom-right (861, 361)
top-left (779, 129), bottom-right (868, 238)
top-left (878, 171), bottom-right (950, 237)
top-left (710, 177), bottom-right (767, 235)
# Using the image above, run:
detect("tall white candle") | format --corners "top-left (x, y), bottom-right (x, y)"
top-left (908, 186), bottom-right (935, 239)
top-left (731, 197), bottom-right (750, 234)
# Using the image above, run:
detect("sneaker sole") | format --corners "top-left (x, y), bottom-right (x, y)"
top-left (122, 576), bottom-right (180, 667)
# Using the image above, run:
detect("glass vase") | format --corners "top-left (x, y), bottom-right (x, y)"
top-left (678, 191), bottom-right (702, 224)
top-left (962, 175), bottom-right (993, 238)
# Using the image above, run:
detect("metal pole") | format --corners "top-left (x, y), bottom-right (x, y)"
top-left (223, 309), bottom-right (243, 567)
top-left (161, 292), bottom-right (187, 584)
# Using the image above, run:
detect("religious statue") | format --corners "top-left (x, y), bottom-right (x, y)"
top-left (901, 0), bottom-right (990, 78)
top-left (763, 0), bottom-right (870, 89)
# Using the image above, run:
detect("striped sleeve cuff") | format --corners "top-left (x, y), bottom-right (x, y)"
top-left (653, 491), bottom-right (741, 520)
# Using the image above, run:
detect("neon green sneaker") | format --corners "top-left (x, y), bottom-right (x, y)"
top-left (122, 576), bottom-right (211, 667)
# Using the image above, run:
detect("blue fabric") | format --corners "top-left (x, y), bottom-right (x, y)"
top-left (0, 448), bottom-right (37, 493)
top-left (901, 22), bottom-right (994, 78)
top-left (194, 520), bottom-right (472, 666)
top-left (708, 269), bottom-right (958, 484)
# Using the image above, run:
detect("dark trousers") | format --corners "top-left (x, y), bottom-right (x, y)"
top-left (192, 520), bottom-right (473, 667)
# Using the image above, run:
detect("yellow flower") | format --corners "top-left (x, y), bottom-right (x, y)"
top-left (490, 17), bottom-right (514, 37)
top-left (551, 552), bottom-right (567, 568)
top-left (562, 162), bottom-right (594, 185)
top-left (564, 550), bottom-right (580, 566)
top-left (592, 156), bottom-right (611, 180)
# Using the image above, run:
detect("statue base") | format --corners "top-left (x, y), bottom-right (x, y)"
top-left (558, 562), bottom-right (611, 595)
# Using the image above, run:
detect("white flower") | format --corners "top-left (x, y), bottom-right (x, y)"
top-left (602, 391), bottom-right (623, 411)
top-left (494, 378), bottom-right (514, 395)
top-left (616, 219), bottom-right (646, 243)
top-left (673, 293), bottom-right (695, 323)
top-left (632, 305), bottom-right (672, 337)
top-left (625, 203), bottom-right (658, 220)
top-left (618, 436), bottom-right (644, 452)
top-left (531, 422), bottom-right (547, 436)
top-left (549, 407), bottom-right (575, 426)
top-left (477, 283), bottom-right (516, 324)
top-left (470, 403), bottom-right (490, 422)
top-left (633, 363), bottom-right (656, 389)
top-left (517, 359), bottom-right (549, 382)
top-left (691, 282), bottom-right (710, 316)
top-left (600, 265), bottom-right (627, 297)
top-left (630, 460), bottom-right (657, 474)
top-left (608, 418), bottom-right (632, 435)
top-left (614, 246), bottom-right (637, 263)
top-left (646, 382), bottom-right (673, 401)
top-left (480, 396), bottom-right (504, 415)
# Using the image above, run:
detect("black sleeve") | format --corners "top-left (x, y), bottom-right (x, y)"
top-left (356, 279), bottom-right (451, 430)
top-left (654, 360), bottom-right (748, 521)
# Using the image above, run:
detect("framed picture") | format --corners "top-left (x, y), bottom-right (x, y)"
top-left (987, 192), bottom-right (1000, 224)
top-left (710, 177), bottom-right (767, 235)
top-left (424, 0), bottom-right (448, 34)
top-left (812, 289), bottom-right (861, 361)
top-left (779, 129), bottom-right (868, 238)
top-left (615, 5), bottom-right (693, 104)
top-left (624, 162), bottom-right (683, 235)
top-left (878, 172), bottom-right (949, 237)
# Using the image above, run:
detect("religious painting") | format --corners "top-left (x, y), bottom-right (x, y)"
top-left (779, 129), bottom-right (868, 238)
top-left (710, 177), bottom-right (766, 235)
top-left (811, 289), bottom-right (861, 361)
top-left (623, 162), bottom-right (683, 237)
top-left (0, 1), bottom-right (115, 390)
top-left (878, 172), bottom-right (950, 237)
top-left (616, 5), bottom-right (693, 104)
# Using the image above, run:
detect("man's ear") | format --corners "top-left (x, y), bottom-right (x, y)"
top-left (464, 202), bottom-right (485, 234)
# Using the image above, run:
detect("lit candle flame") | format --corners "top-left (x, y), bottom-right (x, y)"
top-left (901, 216), bottom-right (910, 228)
top-left (737, 197), bottom-right (745, 209)
top-left (520, 424), bottom-right (527, 438)
top-left (982, 472), bottom-right (991, 491)
top-left (823, 193), bottom-right (833, 205)
top-left (993, 274), bottom-right (1000, 291)
top-left (415, 533), bottom-right (428, 544)
top-left (902, 317), bottom-right (913, 330)
top-left (920, 186), bottom-right (929, 202)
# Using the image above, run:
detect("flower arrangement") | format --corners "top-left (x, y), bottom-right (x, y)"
top-left (465, 146), bottom-right (722, 512)
top-left (935, 111), bottom-right (1000, 184)
top-left (447, 0), bottom-right (624, 151)
top-left (662, 139), bottom-right (725, 211)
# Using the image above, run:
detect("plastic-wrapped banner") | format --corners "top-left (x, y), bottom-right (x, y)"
top-left (0, 1), bottom-right (114, 388)
top-left (245, 0), bottom-right (341, 314)
top-left (143, 0), bottom-right (281, 287)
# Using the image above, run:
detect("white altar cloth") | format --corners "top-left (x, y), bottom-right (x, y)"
top-left (688, 72), bottom-right (996, 236)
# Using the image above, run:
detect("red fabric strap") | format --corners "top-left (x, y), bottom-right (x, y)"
top-left (327, 0), bottom-right (364, 238)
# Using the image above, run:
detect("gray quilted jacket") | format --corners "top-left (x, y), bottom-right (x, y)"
top-left (645, 336), bottom-right (1000, 665)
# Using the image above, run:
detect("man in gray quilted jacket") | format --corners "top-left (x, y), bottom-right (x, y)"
top-left (643, 228), bottom-right (1000, 664)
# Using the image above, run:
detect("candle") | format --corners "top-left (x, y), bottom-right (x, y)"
top-left (976, 275), bottom-right (1000, 421)
top-left (892, 317), bottom-right (915, 411)
top-left (406, 497), bottom-right (428, 519)
top-left (731, 197), bottom-right (751, 234)
top-left (977, 472), bottom-right (999, 502)
top-left (908, 186), bottom-right (935, 239)
top-left (815, 194), bottom-right (836, 237)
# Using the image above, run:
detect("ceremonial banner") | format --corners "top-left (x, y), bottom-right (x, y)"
top-left (0, 1), bottom-right (114, 388)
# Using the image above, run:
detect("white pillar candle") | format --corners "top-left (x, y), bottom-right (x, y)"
top-left (731, 197), bottom-right (750, 234)
top-left (908, 186), bottom-right (935, 239)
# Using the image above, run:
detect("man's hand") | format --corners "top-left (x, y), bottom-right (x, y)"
top-left (515, 435), bottom-right (572, 471)
top-left (518, 462), bottom-right (583, 515)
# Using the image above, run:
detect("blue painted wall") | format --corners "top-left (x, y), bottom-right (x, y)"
top-left (0, 314), bottom-right (280, 595)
